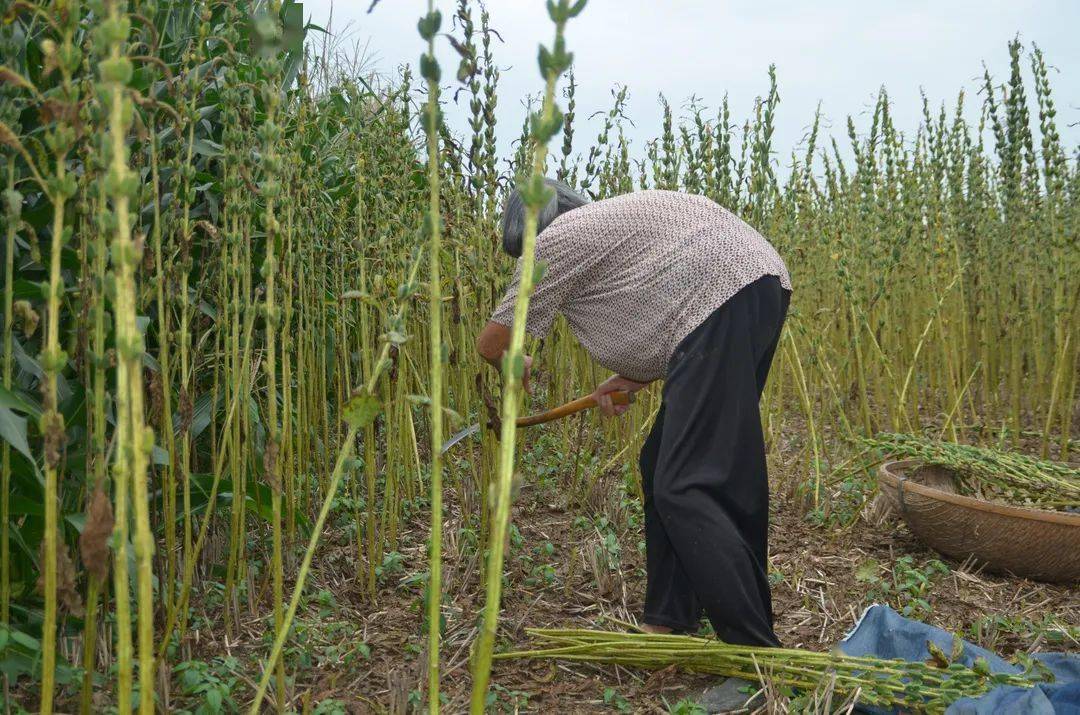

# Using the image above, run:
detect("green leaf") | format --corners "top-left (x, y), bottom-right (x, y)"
top-left (66, 513), bottom-right (85, 533)
top-left (186, 391), bottom-right (220, 440)
top-left (419, 53), bottom-right (441, 83)
top-left (343, 392), bottom-right (381, 429)
top-left (281, 1), bottom-right (305, 53)
top-left (193, 139), bottom-right (224, 158)
top-left (9, 628), bottom-right (39, 651)
top-left (0, 405), bottom-right (32, 461)
top-left (416, 10), bottom-right (442, 41)
top-left (10, 496), bottom-right (43, 517)
top-left (206, 687), bottom-right (223, 712)
top-left (12, 338), bottom-right (43, 381)
top-left (854, 558), bottom-right (879, 582)
top-left (0, 385), bottom-right (42, 419)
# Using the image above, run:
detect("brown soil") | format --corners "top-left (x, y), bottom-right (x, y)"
top-left (178, 442), bottom-right (1078, 714)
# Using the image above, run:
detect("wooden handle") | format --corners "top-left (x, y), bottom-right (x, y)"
top-left (516, 391), bottom-right (632, 428)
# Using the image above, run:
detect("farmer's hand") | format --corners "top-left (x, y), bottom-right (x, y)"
top-left (591, 374), bottom-right (648, 417)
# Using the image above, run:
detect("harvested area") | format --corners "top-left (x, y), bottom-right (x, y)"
top-left (182, 436), bottom-right (1079, 713)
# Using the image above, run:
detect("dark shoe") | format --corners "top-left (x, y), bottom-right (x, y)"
top-left (695, 677), bottom-right (763, 713)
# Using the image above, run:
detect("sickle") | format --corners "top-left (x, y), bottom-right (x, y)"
top-left (440, 390), bottom-right (633, 455)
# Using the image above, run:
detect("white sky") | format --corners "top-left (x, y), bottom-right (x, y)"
top-left (303, 1), bottom-right (1079, 170)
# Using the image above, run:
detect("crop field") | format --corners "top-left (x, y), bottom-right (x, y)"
top-left (0, 0), bottom-right (1077, 713)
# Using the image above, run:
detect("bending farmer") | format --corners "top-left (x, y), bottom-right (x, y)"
top-left (477, 179), bottom-right (791, 647)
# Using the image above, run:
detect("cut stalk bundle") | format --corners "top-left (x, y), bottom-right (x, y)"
top-left (865, 433), bottom-right (1080, 509)
top-left (498, 629), bottom-right (1046, 713)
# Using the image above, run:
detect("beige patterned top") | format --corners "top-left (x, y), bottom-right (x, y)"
top-left (491, 190), bottom-right (791, 382)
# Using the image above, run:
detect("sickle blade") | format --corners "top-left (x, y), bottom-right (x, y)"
top-left (440, 423), bottom-right (480, 455)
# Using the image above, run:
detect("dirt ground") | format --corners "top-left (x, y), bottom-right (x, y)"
top-left (190, 433), bottom-right (1078, 714)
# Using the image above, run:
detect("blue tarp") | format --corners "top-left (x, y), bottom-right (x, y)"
top-left (838, 604), bottom-right (1080, 714)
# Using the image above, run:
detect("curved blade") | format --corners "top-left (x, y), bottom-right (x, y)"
top-left (440, 423), bottom-right (480, 455)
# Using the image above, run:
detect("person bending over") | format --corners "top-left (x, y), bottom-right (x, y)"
top-left (477, 179), bottom-right (791, 648)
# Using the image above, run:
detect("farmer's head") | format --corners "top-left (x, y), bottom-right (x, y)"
top-left (501, 178), bottom-right (589, 257)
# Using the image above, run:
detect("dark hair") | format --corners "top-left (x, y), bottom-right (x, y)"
top-left (500, 178), bottom-right (589, 257)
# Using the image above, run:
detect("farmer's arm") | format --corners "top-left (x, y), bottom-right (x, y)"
top-left (482, 242), bottom-right (577, 393)
top-left (476, 321), bottom-right (533, 393)
top-left (476, 321), bottom-right (510, 367)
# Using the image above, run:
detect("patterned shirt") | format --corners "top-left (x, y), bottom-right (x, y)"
top-left (491, 190), bottom-right (791, 382)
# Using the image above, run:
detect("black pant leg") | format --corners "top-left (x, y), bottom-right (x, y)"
top-left (754, 288), bottom-right (789, 397)
top-left (639, 405), bottom-right (701, 631)
top-left (651, 277), bottom-right (786, 647)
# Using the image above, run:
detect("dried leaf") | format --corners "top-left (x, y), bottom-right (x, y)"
top-left (37, 539), bottom-right (84, 617)
top-left (79, 489), bottom-right (114, 582)
top-left (264, 441), bottom-right (281, 493)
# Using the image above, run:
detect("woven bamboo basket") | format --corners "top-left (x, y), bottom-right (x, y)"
top-left (878, 460), bottom-right (1080, 583)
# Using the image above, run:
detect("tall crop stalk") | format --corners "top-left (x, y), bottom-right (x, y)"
top-left (356, 171), bottom-right (378, 598)
top-left (97, 3), bottom-right (155, 711)
top-left (0, 41), bottom-right (19, 709)
top-left (249, 248), bottom-right (426, 714)
top-left (257, 1), bottom-right (287, 706)
top-left (36, 7), bottom-right (81, 708)
top-left (80, 113), bottom-right (111, 715)
top-left (173, 20), bottom-right (208, 644)
top-left (155, 275), bottom-right (261, 667)
top-left (470, 2), bottom-right (586, 711)
top-left (1, 161), bottom-right (16, 670)
top-left (149, 121), bottom-right (177, 627)
top-left (502, 628), bottom-right (1047, 712)
top-left (418, 3), bottom-right (446, 709)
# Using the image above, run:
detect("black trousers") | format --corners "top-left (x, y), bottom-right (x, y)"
top-left (639, 275), bottom-right (789, 647)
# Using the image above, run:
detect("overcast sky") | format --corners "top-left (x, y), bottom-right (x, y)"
top-left (303, 1), bottom-right (1079, 170)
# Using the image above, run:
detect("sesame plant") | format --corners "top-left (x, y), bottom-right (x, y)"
top-left (0, 0), bottom-right (1075, 712)
top-left (469, 3), bottom-right (586, 711)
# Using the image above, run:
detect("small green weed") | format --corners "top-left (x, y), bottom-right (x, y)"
top-left (664, 696), bottom-right (706, 715)
top-left (603, 686), bottom-right (632, 712)
top-left (174, 657), bottom-right (239, 714)
top-left (855, 556), bottom-right (949, 618)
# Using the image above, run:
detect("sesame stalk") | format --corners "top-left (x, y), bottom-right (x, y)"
top-left (499, 628), bottom-right (1047, 712)
top-left (37, 5), bottom-right (80, 709)
top-left (258, 1), bottom-right (287, 705)
top-left (469, 2), bottom-right (586, 711)
top-left (96, 1), bottom-right (156, 711)
top-left (248, 247), bottom-right (426, 715)
top-left (414, 0), bottom-right (444, 708)
top-left (418, 1), bottom-right (447, 709)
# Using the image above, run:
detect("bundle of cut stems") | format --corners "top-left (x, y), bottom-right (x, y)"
top-left (497, 629), bottom-right (1045, 712)
top-left (866, 433), bottom-right (1080, 509)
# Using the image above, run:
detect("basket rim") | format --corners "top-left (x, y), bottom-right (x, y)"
top-left (879, 459), bottom-right (1080, 527)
